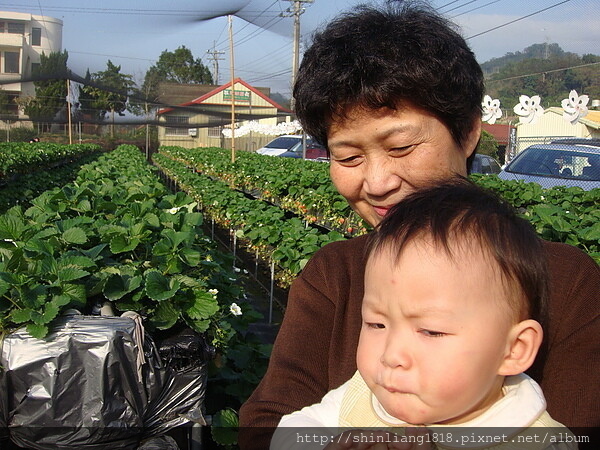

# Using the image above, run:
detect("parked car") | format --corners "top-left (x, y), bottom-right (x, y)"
top-left (471, 154), bottom-right (501, 175)
top-left (498, 143), bottom-right (600, 190)
top-left (256, 135), bottom-right (328, 160)
top-left (550, 137), bottom-right (600, 147)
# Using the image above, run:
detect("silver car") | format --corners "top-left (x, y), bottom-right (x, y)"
top-left (498, 143), bottom-right (600, 191)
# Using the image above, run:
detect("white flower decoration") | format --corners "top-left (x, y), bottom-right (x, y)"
top-left (230, 303), bottom-right (242, 316)
top-left (482, 95), bottom-right (502, 124)
top-left (561, 90), bottom-right (589, 125)
top-left (208, 288), bottom-right (219, 296)
top-left (513, 95), bottom-right (544, 124)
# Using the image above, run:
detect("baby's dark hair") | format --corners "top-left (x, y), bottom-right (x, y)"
top-left (294, 0), bottom-right (484, 155)
top-left (367, 177), bottom-right (548, 324)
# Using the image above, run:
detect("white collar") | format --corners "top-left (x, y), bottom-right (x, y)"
top-left (372, 373), bottom-right (546, 428)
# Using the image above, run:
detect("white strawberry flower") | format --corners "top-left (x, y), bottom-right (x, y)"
top-left (482, 95), bottom-right (502, 124)
top-left (229, 303), bottom-right (242, 316)
top-left (513, 95), bottom-right (544, 124)
top-left (208, 288), bottom-right (219, 296)
top-left (561, 90), bottom-right (589, 125)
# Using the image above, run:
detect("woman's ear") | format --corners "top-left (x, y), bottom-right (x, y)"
top-left (463, 118), bottom-right (482, 159)
top-left (498, 320), bottom-right (543, 376)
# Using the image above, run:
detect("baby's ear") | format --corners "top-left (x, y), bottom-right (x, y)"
top-left (498, 320), bottom-right (543, 376)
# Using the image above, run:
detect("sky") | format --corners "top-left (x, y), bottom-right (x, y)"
top-left (3, 0), bottom-right (600, 97)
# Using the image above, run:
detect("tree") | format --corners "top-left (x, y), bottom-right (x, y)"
top-left (23, 50), bottom-right (69, 131)
top-left (152, 46), bottom-right (213, 85)
top-left (137, 46), bottom-right (213, 111)
top-left (83, 60), bottom-right (135, 136)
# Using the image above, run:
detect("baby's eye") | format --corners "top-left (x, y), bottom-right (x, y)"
top-left (419, 329), bottom-right (446, 338)
top-left (366, 322), bottom-right (385, 329)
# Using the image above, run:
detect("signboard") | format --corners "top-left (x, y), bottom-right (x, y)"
top-left (223, 89), bottom-right (250, 103)
top-left (506, 127), bottom-right (517, 163)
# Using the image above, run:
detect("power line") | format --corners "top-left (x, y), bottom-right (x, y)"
top-left (485, 61), bottom-right (600, 83)
top-left (451, 0), bottom-right (502, 18)
top-left (466, 0), bottom-right (572, 39)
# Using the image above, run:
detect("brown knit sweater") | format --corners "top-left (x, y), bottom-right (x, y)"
top-left (239, 236), bottom-right (600, 449)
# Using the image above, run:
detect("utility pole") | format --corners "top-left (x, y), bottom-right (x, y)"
top-left (206, 42), bottom-right (225, 84)
top-left (283, 0), bottom-right (314, 111)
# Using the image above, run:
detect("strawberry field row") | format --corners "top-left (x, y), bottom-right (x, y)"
top-left (158, 146), bottom-right (369, 236)
top-left (0, 142), bottom-right (102, 179)
top-left (152, 152), bottom-right (346, 288)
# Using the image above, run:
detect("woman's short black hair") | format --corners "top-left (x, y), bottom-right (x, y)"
top-left (367, 177), bottom-right (548, 325)
top-left (294, 0), bottom-right (484, 151)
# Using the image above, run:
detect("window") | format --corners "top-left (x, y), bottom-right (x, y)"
top-left (0, 22), bottom-right (5, 33)
top-left (164, 115), bottom-right (190, 136)
top-left (31, 27), bottom-right (41, 46)
top-left (7, 22), bottom-right (25, 34)
top-left (4, 52), bottom-right (20, 74)
top-left (31, 62), bottom-right (40, 74)
top-left (208, 126), bottom-right (222, 138)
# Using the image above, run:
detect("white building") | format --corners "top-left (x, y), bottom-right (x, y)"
top-left (0, 11), bottom-right (63, 118)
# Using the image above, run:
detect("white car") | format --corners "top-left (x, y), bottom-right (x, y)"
top-left (256, 135), bottom-right (305, 156)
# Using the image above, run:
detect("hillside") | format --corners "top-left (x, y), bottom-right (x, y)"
top-left (481, 43), bottom-right (599, 113)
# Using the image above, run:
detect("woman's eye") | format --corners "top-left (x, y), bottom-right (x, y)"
top-left (419, 329), bottom-right (446, 337)
top-left (336, 155), bottom-right (361, 165)
top-left (390, 145), bottom-right (415, 155)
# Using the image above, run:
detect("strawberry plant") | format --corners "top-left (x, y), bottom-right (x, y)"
top-left (0, 145), bottom-right (250, 343)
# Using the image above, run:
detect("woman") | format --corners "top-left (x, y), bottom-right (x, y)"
top-left (239, 2), bottom-right (599, 448)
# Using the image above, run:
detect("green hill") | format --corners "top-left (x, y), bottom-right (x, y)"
top-left (481, 43), bottom-right (599, 114)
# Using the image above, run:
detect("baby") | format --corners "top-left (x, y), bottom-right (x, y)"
top-left (272, 178), bottom-right (575, 449)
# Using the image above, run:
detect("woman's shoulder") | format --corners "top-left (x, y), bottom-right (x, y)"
top-left (294, 234), bottom-right (371, 292)
top-left (543, 240), bottom-right (599, 275)
top-left (312, 234), bottom-right (370, 259)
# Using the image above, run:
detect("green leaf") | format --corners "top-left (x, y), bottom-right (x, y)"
top-left (10, 307), bottom-right (33, 324)
top-left (187, 318), bottom-right (210, 333)
top-left (110, 235), bottom-right (140, 254)
top-left (80, 244), bottom-right (108, 261)
top-left (58, 267), bottom-right (90, 282)
top-left (26, 323), bottom-right (48, 339)
top-left (180, 248), bottom-right (202, 267)
top-left (24, 238), bottom-right (55, 256)
top-left (185, 290), bottom-right (219, 320)
top-left (59, 255), bottom-right (97, 269)
top-left (103, 273), bottom-right (142, 301)
top-left (0, 214), bottom-right (26, 240)
top-left (211, 408), bottom-right (239, 446)
top-left (578, 223), bottom-right (600, 241)
top-left (19, 284), bottom-right (48, 309)
top-left (0, 278), bottom-right (9, 296)
top-left (60, 283), bottom-right (87, 306)
top-left (144, 213), bottom-right (161, 228)
top-left (183, 212), bottom-right (203, 227)
top-left (40, 301), bottom-right (60, 324)
top-left (145, 271), bottom-right (180, 301)
top-left (62, 227), bottom-right (88, 244)
top-left (149, 300), bottom-right (179, 330)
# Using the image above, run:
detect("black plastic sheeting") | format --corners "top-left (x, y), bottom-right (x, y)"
top-left (0, 313), bottom-right (213, 449)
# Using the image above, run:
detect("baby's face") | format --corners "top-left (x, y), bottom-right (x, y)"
top-left (357, 239), bottom-right (517, 425)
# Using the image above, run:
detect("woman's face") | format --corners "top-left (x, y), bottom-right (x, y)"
top-left (327, 105), bottom-right (480, 227)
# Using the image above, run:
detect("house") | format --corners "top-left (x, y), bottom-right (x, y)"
top-left (157, 78), bottom-right (294, 151)
top-left (481, 122), bottom-right (515, 163)
top-left (0, 11), bottom-right (63, 118)
top-left (514, 106), bottom-right (600, 152)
